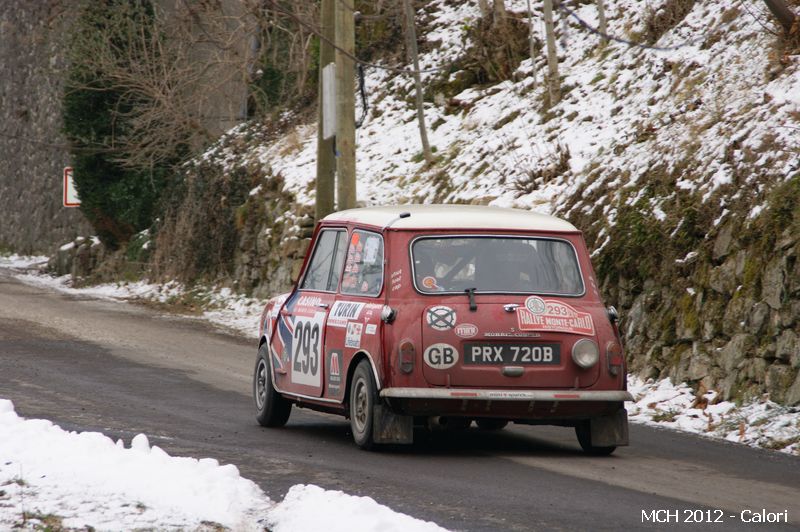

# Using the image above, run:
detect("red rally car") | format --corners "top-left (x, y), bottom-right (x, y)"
top-left (254, 204), bottom-right (632, 454)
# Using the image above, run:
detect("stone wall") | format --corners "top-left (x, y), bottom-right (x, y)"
top-left (0, 2), bottom-right (92, 253)
top-left (0, 0), bottom-right (252, 255)
top-left (618, 221), bottom-right (800, 406)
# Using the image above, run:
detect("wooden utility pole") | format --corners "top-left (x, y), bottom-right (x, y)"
top-left (335, 0), bottom-right (356, 210)
top-left (403, 0), bottom-right (432, 163)
top-left (526, 0), bottom-right (537, 88)
top-left (596, 0), bottom-right (608, 45)
top-left (763, 0), bottom-right (797, 34)
top-left (543, 0), bottom-right (561, 105)
top-left (315, 0), bottom-right (335, 221)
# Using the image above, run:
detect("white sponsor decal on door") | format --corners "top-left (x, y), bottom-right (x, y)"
top-left (345, 322), bottom-right (363, 349)
top-left (329, 301), bottom-right (366, 328)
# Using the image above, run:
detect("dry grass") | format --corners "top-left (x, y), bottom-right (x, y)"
top-left (644, 0), bottom-right (697, 45)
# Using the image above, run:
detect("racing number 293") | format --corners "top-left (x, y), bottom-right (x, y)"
top-left (293, 321), bottom-right (320, 377)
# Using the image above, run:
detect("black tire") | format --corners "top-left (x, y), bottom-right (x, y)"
top-left (575, 421), bottom-right (616, 456)
top-left (476, 419), bottom-right (508, 431)
top-left (349, 360), bottom-right (378, 450)
top-left (254, 344), bottom-right (291, 427)
top-left (441, 417), bottom-right (472, 430)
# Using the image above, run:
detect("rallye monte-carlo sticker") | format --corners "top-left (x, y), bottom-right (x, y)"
top-left (274, 293), bottom-right (326, 388)
top-left (516, 296), bottom-right (595, 336)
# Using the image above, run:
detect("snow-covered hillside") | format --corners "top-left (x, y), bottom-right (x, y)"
top-left (237, 0), bottom-right (797, 222)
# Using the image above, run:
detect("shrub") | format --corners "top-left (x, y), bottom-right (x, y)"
top-left (62, 1), bottom-right (177, 248)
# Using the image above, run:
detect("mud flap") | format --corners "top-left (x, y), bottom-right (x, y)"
top-left (372, 403), bottom-right (413, 444)
top-left (590, 408), bottom-right (629, 447)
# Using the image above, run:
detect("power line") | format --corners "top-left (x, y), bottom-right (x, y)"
top-left (555, 0), bottom-right (704, 51)
top-left (261, 0), bottom-right (455, 75)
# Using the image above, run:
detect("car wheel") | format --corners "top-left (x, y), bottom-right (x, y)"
top-left (254, 344), bottom-right (291, 427)
top-left (476, 419), bottom-right (508, 431)
top-left (575, 421), bottom-right (616, 456)
top-left (349, 360), bottom-right (378, 450)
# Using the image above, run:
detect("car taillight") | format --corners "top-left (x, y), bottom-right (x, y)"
top-left (606, 341), bottom-right (623, 376)
top-left (571, 339), bottom-right (599, 369)
top-left (399, 340), bottom-right (415, 374)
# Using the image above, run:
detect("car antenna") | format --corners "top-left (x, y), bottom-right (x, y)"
top-left (383, 211), bottom-right (411, 230)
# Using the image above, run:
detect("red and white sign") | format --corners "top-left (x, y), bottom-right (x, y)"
top-left (516, 298), bottom-right (595, 336)
top-left (63, 167), bottom-right (80, 207)
top-left (454, 323), bottom-right (478, 338)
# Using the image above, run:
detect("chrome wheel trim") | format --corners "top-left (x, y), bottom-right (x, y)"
top-left (353, 378), bottom-right (368, 434)
top-left (256, 358), bottom-right (268, 410)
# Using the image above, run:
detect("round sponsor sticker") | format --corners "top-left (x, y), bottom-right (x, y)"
top-left (426, 305), bottom-right (457, 331)
top-left (422, 276), bottom-right (440, 290)
top-left (525, 296), bottom-right (547, 315)
top-left (454, 323), bottom-right (478, 338)
top-left (423, 343), bottom-right (459, 369)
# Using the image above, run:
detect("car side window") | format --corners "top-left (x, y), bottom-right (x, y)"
top-left (301, 229), bottom-right (346, 292)
top-left (341, 230), bottom-right (384, 297)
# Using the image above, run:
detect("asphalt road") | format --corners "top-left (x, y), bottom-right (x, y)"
top-left (1, 269), bottom-right (799, 531)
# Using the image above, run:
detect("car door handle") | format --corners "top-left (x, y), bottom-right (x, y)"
top-left (316, 303), bottom-right (330, 309)
top-left (504, 304), bottom-right (519, 312)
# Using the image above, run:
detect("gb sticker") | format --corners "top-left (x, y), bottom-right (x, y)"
top-left (424, 343), bottom-right (459, 369)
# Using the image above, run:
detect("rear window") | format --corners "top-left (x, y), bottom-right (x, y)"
top-left (411, 236), bottom-right (584, 295)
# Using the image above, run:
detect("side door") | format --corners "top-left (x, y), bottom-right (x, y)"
top-left (272, 228), bottom-right (347, 398)
top-left (323, 229), bottom-right (386, 400)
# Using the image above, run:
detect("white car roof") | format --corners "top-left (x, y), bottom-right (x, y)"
top-left (322, 204), bottom-right (579, 232)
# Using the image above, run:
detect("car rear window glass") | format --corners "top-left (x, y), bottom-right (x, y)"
top-left (301, 229), bottom-right (346, 291)
top-left (412, 237), bottom-right (584, 295)
top-left (341, 230), bottom-right (384, 297)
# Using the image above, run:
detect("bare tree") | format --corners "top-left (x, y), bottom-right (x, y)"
top-left (543, 0), bottom-right (561, 105)
top-left (403, 0), bottom-right (433, 163)
top-left (596, 0), bottom-right (609, 45)
top-left (763, 0), bottom-right (798, 34)
top-left (479, 0), bottom-right (491, 19)
top-left (66, 1), bottom-right (260, 173)
top-left (526, 0), bottom-right (538, 87)
top-left (492, 0), bottom-right (507, 22)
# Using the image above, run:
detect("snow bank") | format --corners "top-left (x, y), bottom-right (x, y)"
top-left (0, 399), bottom-right (271, 531)
top-left (268, 484), bottom-right (446, 532)
top-left (628, 376), bottom-right (800, 455)
top-left (0, 254), bottom-right (48, 269)
top-left (0, 399), bottom-right (449, 531)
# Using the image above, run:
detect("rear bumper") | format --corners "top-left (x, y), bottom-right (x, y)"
top-left (380, 388), bottom-right (633, 402)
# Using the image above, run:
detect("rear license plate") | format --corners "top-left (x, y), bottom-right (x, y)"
top-left (463, 343), bottom-right (561, 365)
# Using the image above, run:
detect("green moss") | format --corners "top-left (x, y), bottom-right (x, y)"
top-left (677, 293), bottom-right (700, 334)
top-left (652, 408), bottom-right (680, 422)
top-left (742, 257), bottom-right (763, 298)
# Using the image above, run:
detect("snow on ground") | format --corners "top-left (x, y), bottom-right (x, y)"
top-left (0, 254), bottom-right (49, 269)
top-left (628, 376), bottom-right (800, 456)
top-left (0, 399), bottom-right (447, 532)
